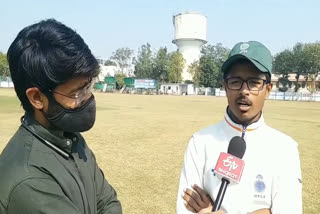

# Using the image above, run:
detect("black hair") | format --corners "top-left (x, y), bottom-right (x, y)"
top-left (223, 58), bottom-right (271, 83)
top-left (7, 19), bottom-right (99, 113)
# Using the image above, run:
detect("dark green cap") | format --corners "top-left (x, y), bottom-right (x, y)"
top-left (221, 41), bottom-right (272, 77)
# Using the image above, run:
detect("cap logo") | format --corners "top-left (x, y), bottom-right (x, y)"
top-left (239, 43), bottom-right (249, 54)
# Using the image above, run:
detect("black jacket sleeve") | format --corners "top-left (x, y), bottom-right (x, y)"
top-left (7, 178), bottom-right (81, 214)
top-left (93, 153), bottom-right (122, 214)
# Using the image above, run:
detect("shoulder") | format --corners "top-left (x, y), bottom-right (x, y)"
top-left (185, 120), bottom-right (226, 154)
top-left (0, 127), bottom-right (31, 190)
top-left (193, 120), bottom-right (224, 138)
top-left (0, 126), bottom-right (52, 206)
top-left (263, 125), bottom-right (298, 148)
top-left (191, 120), bottom-right (225, 145)
top-left (262, 125), bottom-right (300, 169)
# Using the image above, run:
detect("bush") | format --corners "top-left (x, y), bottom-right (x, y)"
top-left (279, 86), bottom-right (288, 92)
top-left (293, 82), bottom-right (301, 92)
top-left (115, 73), bottom-right (126, 89)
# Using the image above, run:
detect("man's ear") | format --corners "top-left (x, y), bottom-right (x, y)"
top-left (25, 88), bottom-right (47, 110)
top-left (265, 83), bottom-right (273, 100)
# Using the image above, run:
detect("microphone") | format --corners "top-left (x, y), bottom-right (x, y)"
top-left (212, 136), bottom-right (246, 211)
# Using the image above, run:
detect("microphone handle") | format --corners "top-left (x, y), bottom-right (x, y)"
top-left (212, 178), bottom-right (230, 211)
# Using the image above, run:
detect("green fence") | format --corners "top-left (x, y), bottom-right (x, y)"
top-left (124, 78), bottom-right (135, 88)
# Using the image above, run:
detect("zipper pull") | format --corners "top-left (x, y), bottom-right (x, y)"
top-left (241, 125), bottom-right (247, 139)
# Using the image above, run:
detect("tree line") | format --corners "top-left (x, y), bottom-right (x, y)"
top-left (106, 42), bottom-right (320, 91)
top-left (0, 53), bottom-right (10, 78)
top-left (273, 42), bottom-right (320, 92)
top-left (1, 42), bottom-right (320, 92)
top-left (107, 43), bottom-right (230, 88)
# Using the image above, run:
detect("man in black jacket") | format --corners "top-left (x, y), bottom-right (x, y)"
top-left (0, 19), bottom-right (122, 214)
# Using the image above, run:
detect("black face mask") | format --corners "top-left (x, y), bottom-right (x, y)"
top-left (43, 95), bottom-right (96, 133)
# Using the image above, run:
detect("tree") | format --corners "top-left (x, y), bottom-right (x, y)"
top-left (134, 43), bottom-right (153, 78)
top-left (110, 47), bottom-right (134, 74)
top-left (273, 42), bottom-right (320, 92)
top-left (273, 49), bottom-right (294, 77)
top-left (273, 49), bottom-right (294, 91)
top-left (187, 61), bottom-right (201, 87)
top-left (153, 47), bottom-right (169, 82)
top-left (292, 43), bottom-right (309, 91)
top-left (278, 77), bottom-right (290, 92)
top-left (304, 42), bottom-right (320, 93)
top-left (104, 59), bottom-right (117, 66)
top-left (199, 44), bottom-right (230, 88)
top-left (199, 54), bottom-right (218, 88)
top-left (273, 43), bottom-right (309, 92)
top-left (0, 52), bottom-right (10, 77)
top-left (168, 52), bottom-right (185, 83)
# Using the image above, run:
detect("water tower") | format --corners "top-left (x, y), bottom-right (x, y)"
top-left (172, 12), bottom-right (207, 81)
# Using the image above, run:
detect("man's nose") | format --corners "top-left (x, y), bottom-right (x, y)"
top-left (239, 81), bottom-right (250, 95)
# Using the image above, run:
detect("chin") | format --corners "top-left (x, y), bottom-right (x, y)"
top-left (236, 111), bottom-right (253, 122)
top-left (241, 112), bottom-right (261, 124)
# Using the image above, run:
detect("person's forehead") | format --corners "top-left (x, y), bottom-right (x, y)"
top-left (67, 76), bottom-right (91, 84)
top-left (227, 63), bottom-right (265, 78)
top-left (56, 76), bottom-right (91, 93)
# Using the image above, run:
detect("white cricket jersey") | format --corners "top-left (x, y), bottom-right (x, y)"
top-left (176, 112), bottom-right (302, 214)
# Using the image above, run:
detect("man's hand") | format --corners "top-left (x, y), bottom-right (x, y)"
top-left (182, 184), bottom-right (224, 214)
top-left (182, 184), bottom-right (270, 214)
top-left (249, 209), bottom-right (271, 214)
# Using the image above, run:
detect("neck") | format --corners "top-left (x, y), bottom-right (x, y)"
top-left (227, 107), bottom-right (262, 126)
top-left (33, 109), bottom-right (50, 129)
top-left (26, 111), bottom-right (64, 137)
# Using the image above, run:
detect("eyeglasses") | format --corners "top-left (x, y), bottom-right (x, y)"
top-left (225, 77), bottom-right (268, 91)
top-left (49, 82), bottom-right (94, 106)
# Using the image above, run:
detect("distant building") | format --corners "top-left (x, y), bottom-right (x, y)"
top-left (0, 76), bottom-right (14, 88)
top-left (98, 65), bottom-right (117, 81)
top-left (96, 57), bottom-right (134, 81)
top-left (271, 73), bottom-right (320, 92)
top-left (159, 83), bottom-right (195, 95)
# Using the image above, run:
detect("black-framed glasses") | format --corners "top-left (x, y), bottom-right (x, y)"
top-left (225, 77), bottom-right (268, 91)
top-left (49, 82), bottom-right (94, 106)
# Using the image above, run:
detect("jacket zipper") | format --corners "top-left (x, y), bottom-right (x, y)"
top-left (241, 125), bottom-right (247, 139)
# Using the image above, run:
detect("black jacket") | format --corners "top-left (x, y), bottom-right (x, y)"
top-left (0, 113), bottom-right (122, 214)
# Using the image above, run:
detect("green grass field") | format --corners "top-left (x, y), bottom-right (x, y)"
top-left (0, 88), bottom-right (319, 213)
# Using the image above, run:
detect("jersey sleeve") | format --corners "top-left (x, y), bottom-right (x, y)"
top-left (176, 135), bottom-right (206, 214)
top-left (271, 140), bottom-right (302, 214)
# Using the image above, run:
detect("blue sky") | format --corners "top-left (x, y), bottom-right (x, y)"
top-left (0, 0), bottom-right (319, 58)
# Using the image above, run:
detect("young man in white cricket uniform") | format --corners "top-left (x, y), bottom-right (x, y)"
top-left (176, 41), bottom-right (302, 214)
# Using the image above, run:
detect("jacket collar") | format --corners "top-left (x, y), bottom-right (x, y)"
top-left (223, 110), bottom-right (265, 133)
top-left (22, 113), bottom-right (77, 156)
